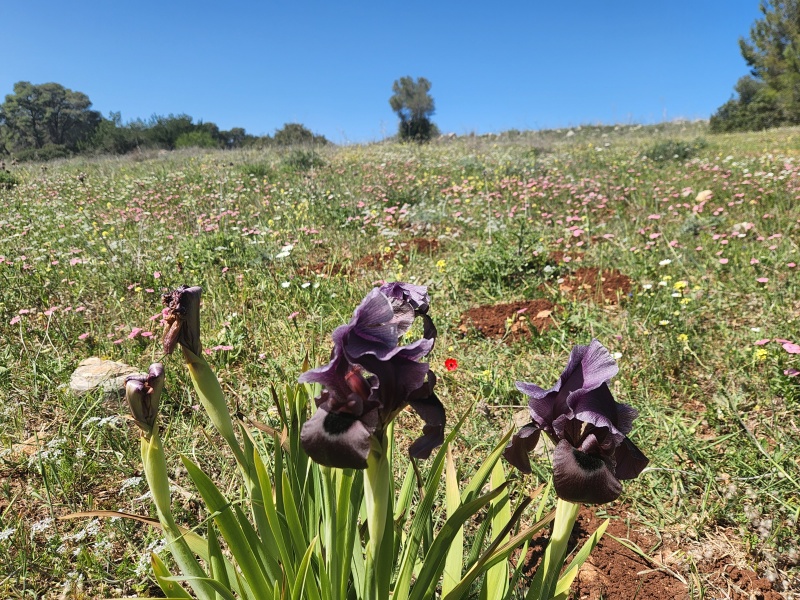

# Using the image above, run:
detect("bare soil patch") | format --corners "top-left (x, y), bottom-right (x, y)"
top-left (459, 299), bottom-right (557, 342)
top-left (548, 251), bottom-right (585, 264)
top-left (558, 267), bottom-right (632, 304)
top-left (520, 507), bottom-right (784, 600)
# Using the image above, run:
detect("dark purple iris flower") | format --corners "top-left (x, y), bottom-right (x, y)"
top-left (504, 340), bottom-right (648, 504)
top-left (162, 285), bottom-right (203, 357)
top-left (125, 363), bottom-right (165, 434)
top-left (299, 283), bottom-right (444, 469)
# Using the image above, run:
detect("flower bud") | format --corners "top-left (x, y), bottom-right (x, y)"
top-left (125, 363), bottom-right (165, 435)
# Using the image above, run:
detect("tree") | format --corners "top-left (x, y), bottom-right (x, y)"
top-left (710, 76), bottom-right (783, 132)
top-left (0, 81), bottom-right (102, 153)
top-left (713, 1), bottom-right (800, 130)
top-left (272, 123), bottom-right (328, 146)
top-left (739, 0), bottom-right (800, 122)
top-left (389, 76), bottom-right (437, 142)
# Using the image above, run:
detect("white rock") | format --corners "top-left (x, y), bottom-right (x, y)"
top-left (69, 357), bottom-right (142, 397)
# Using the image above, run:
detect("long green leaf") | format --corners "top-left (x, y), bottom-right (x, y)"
top-left (151, 552), bottom-right (193, 599)
top-left (443, 505), bottom-right (554, 600)
top-left (483, 460), bottom-right (511, 600)
top-left (393, 407), bottom-right (470, 600)
top-left (409, 484), bottom-right (509, 600)
top-left (254, 450), bottom-right (296, 582)
top-left (181, 455), bottom-right (272, 597)
top-left (552, 519), bottom-right (609, 600)
top-left (441, 446), bottom-right (463, 596)
top-left (460, 427), bottom-right (513, 504)
top-left (170, 577), bottom-right (238, 600)
top-left (291, 538), bottom-right (317, 600)
top-left (208, 522), bottom-right (231, 593)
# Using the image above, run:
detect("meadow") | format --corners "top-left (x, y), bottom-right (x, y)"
top-left (0, 122), bottom-right (798, 599)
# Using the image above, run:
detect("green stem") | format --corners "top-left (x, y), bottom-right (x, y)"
top-left (363, 435), bottom-right (394, 600)
top-left (541, 498), bottom-right (580, 599)
top-left (142, 430), bottom-right (215, 600)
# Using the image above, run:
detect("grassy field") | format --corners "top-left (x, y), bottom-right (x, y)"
top-left (1, 122), bottom-right (799, 598)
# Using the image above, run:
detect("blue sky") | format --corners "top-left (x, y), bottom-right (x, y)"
top-left (1, 1), bottom-right (762, 143)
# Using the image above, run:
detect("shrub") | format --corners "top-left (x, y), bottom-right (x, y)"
top-left (282, 149), bottom-right (325, 171)
top-left (642, 138), bottom-right (707, 163)
top-left (0, 169), bottom-right (20, 189)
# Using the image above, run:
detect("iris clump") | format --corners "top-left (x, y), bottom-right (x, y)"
top-left (299, 282), bottom-right (444, 469)
top-left (504, 339), bottom-right (649, 504)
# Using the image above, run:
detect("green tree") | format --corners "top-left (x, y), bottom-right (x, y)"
top-left (389, 76), bottom-right (438, 142)
top-left (710, 75), bottom-right (783, 132)
top-left (739, 0), bottom-right (800, 122)
top-left (272, 122), bottom-right (328, 146)
top-left (0, 81), bottom-right (102, 154)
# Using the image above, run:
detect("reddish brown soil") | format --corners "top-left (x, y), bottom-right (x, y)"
top-left (406, 237), bottom-right (440, 253)
top-left (459, 299), bottom-right (557, 342)
top-left (549, 251), bottom-right (586, 264)
top-left (520, 508), bottom-right (784, 600)
top-left (558, 267), bottom-right (633, 304)
top-left (297, 238), bottom-right (440, 278)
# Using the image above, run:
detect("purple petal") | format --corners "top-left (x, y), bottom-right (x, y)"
top-left (568, 383), bottom-right (637, 438)
top-left (408, 392), bottom-right (446, 459)
top-left (552, 439), bottom-right (622, 504)
top-left (300, 408), bottom-right (373, 469)
top-left (516, 381), bottom-right (566, 432)
top-left (346, 289), bottom-right (398, 357)
top-left (503, 423), bottom-right (541, 474)
top-left (613, 437), bottom-right (649, 480)
top-left (379, 282), bottom-right (430, 313)
top-left (559, 339), bottom-right (618, 399)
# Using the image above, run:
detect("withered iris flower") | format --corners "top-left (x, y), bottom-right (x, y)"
top-left (125, 363), bottom-right (165, 435)
top-left (299, 283), bottom-right (444, 469)
top-left (504, 340), bottom-right (648, 504)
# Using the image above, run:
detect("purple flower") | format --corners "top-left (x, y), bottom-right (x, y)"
top-left (125, 363), bottom-right (165, 434)
top-left (162, 286), bottom-right (202, 356)
top-left (299, 283), bottom-right (444, 469)
top-left (504, 340), bottom-right (648, 504)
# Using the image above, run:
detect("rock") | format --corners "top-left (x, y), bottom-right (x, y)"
top-left (69, 357), bottom-right (142, 397)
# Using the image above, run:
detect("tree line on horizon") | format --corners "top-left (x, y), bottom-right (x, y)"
top-left (0, 81), bottom-right (330, 162)
top-left (0, 76), bottom-right (439, 162)
top-left (711, 0), bottom-right (800, 132)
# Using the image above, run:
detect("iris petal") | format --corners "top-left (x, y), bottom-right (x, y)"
top-left (300, 408), bottom-right (373, 469)
top-left (613, 437), bottom-right (650, 480)
top-left (503, 423), bottom-right (542, 474)
top-left (552, 439), bottom-right (622, 504)
top-left (407, 392), bottom-right (446, 459)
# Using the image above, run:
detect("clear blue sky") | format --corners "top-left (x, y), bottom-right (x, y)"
top-left (1, 1), bottom-right (762, 144)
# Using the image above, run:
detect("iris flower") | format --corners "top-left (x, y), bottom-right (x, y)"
top-left (300, 283), bottom-right (444, 469)
top-left (504, 340), bottom-right (648, 504)
top-left (125, 363), bottom-right (165, 435)
top-left (162, 285), bottom-right (202, 357)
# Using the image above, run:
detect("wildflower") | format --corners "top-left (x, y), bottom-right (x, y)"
top-left (162, 286), bottom-right (202, 356)
top-left (754, 348), bottom-right (768, 361)
top-left (658, 320), bottom-right (670, 326)
top-left (658, 259), bottom-right (672, 266)
top-left (756, 277), bottom-right (769, 283)
top-left (504, 340), bottom-right (648, 504)
top-left (299, 283), bottom-right (444, 469)
top-left (445, 358), bottom-right (458, 371)
top-left (677, 333), bottom-right (689, 343)
top-left (125, 363), bottom-right (165, 435)
top-left (783, 342), bottom-right (800, 354)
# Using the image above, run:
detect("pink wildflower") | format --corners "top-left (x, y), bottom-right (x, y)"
top-left (782, 343), bottom-right (800, 354)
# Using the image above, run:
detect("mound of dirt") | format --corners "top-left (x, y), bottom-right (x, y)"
top-left (459, 299), bottom-right (557, 342)
top-left (558, 267), bottom-right (632, 304)
top-left (520, 507), bottom-right (784, 600)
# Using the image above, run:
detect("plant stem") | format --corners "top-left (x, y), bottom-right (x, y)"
top-left (363, 435), bottom-right (393, 599)
top-left (142, 429), bottom-right (215, 600)
top-left (528, 498), bottom-right (580, 600)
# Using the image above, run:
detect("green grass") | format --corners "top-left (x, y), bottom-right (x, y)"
top-left (1, 122), bottom-right (799, 597)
